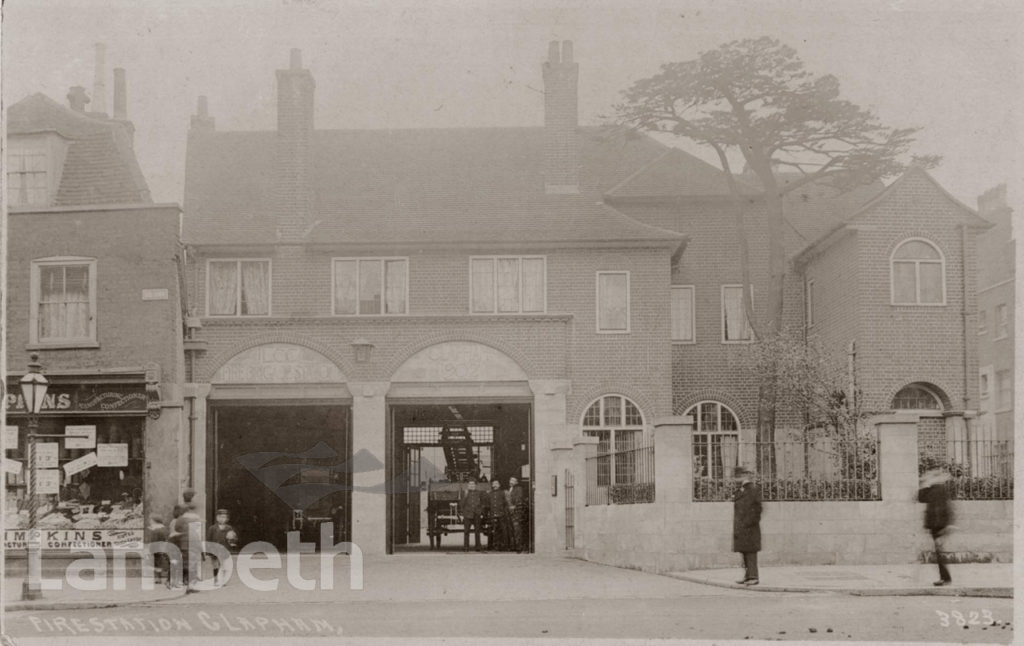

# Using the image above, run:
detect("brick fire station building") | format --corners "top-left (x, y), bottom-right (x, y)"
top-left (180, 43), bottom-right (997, 556)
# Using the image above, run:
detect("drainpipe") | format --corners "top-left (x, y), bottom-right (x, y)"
top-left (960, 224), bottom-right (971, 412)
top-left (847, 340), bottom-right (857, 411)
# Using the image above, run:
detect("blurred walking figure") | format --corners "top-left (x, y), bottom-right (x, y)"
top-left (732, 467), bottom-right (762, 586)
top-left (918, 468), bottom-right (953, 586)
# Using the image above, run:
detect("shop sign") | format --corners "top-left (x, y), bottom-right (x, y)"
top-left (63, 452), bottom-right (98, 476)
top-left (4, 383), bottom-right (147, 415)
top-left (37, 469), bottom-right (61, 494)
top-left (97, 443), bottom-right (129, 467)
top-left (3, 426), bottom-right (18, 450)
top-left (65, 425), bottom-right (97, 449)
top-left (36, 443), bottom-right (59, 468)
top-left (2, 457), bottom-right (22, 475)
top-left (4, 529), bottom-right (144, 550)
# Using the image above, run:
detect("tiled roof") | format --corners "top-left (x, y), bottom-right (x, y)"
top-left (6, 93), bottom-right (151, 206)
top-left (183, 126), bottom-right (688, 246)
top-left (778, 174), bottom-right (887, 254)
top-left (605, 147), bottom-right (760, 199)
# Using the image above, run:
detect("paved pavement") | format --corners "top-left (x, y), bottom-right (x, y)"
top-left (669, 562), bottom-right (1013, 597)
top-left (4, 553), bottom-right (1013, 612)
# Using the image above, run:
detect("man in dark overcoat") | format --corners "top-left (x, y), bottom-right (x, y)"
top-left (732, 467), bottom-right (762, 585)
top-left (460, 479), bottom-right (488, 551)
top-left (485, 478), bottom-right (509, 551)
top-left (506, 476), bottom-right (528, 553)
top-left (918, 468), bottom-right (953, 585)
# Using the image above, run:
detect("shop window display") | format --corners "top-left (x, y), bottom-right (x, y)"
top-left (4, 417), bottom-right (145, 532)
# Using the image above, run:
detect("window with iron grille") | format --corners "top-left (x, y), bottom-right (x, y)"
top-left (582, 395), bottom-right (644, 485)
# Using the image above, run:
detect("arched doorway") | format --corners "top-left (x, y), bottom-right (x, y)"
top-left (386, 341), bottom-right (534, 553)
top-left (206, 343), bottom-right (351, 550)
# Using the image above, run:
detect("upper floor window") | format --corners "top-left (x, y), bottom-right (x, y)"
top-left (596, 271), bottom-right (629, 333)
top-left (978, 309), bottom-right (988, 335)
top-left (891, 238), bottom-right (945, 305)
top-left (979, 367), bottom-right (992, 403)
top-left (671, 285), bottom-right (695, 343)
top-left (995, 303), bottom-right (1008, 339)
top-left (721, 285), bottom-right (754, 343)
top-left (334, 258), bottom-right (408, 315)
top-left (892, 384), bottom-right (942, 410)
top-left (995, 370), bottom-right (1012, 411)
top-left (7, 138), bottom-right (51, 207)
top-left (208, 259), bottom-right (270, 316)
top-left (30, 258), bottom-right (97, 346)
top-left (470, 256), bottom-right (545, 314)
top-left (582, 394), bottom-right (645, 486)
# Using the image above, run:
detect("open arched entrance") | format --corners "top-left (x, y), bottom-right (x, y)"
top-left (386, 341), bottom-right (534, 554)
top-left (206, 343), bottom-right (351, 551)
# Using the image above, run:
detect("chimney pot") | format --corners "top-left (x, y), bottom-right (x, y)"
top-left (113, 67), bottom-right (127, 120)
top-left (67, 86), bottom-right (90, 112)
top-left (190, 95), bottom-right (215, 132)
top-left (290, 48), bottom-right (303, 70)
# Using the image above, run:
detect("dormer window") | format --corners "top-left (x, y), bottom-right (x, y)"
top-left (6, 134), bottom-right (66, 208)
top-left (7, 139), bottom-right (49, 206)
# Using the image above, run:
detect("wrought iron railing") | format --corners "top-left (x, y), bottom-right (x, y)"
top-left (585, 442), bottom-right (655, 505)
top-left (693, 434), bottom-right (881, 502)
top-left (920, 439), bottom-right (1013, 500)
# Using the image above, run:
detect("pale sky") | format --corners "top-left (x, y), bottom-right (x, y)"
top-left (2, 0), bottom-right (1021, 208)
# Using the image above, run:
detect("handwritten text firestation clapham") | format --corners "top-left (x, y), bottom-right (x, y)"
top-left (27, 613), bottom-right (343, 635)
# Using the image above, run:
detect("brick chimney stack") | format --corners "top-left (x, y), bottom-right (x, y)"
top-left (542, 40), bottom-right (579, 194)
top-left (113, 68), bottom-right (128, 120)
top-left (92, 43), bottom-right (108, 116)
top-left (274, 48), bottom-right (316, 242)
top-left (190, 96), bottom-right (216, 132)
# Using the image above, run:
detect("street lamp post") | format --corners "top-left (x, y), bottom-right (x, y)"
top-left (20, 353), bottom-right (49, 601)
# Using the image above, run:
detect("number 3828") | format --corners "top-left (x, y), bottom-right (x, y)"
top-left (936, 610), bottom-right (995, 627)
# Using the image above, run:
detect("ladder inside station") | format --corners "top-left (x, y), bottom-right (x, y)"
top-left (440, 425), bottom-right (477, 481)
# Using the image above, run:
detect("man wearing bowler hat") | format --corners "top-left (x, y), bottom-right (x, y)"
top-left (732, 466), bottom-right (762, 585)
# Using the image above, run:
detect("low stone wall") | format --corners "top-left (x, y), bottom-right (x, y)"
top-left (571, 414), bottom-right (1013, 573)
top-left (577, 498), bottom-right (1012, 573)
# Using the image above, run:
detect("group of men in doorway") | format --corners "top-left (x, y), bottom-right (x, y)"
top-left (460, 477), bottom-right (528, 552)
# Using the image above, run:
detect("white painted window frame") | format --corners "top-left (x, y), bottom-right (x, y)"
top-left (206, 258), bottom-right (273, 317)
top-left (29, 256), bottom-right (98, 347)
top-left (671, 285), bottom-right (696, 343)
top-left (468, 255), bottom-right (547, 315)
top-left (596, 270), bottom-right (631, 334)
top-left (889, 237), bottom-right (947, 306)
top-left (332, 256), bottom-right (410, 316)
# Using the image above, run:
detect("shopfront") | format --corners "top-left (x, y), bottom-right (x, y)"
top-left (4, 376), bottom-right (151, 552)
